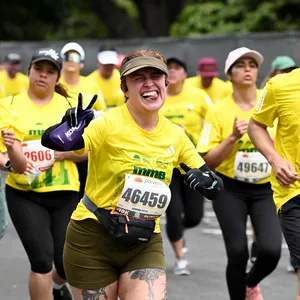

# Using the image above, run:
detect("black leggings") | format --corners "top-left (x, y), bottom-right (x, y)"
top-left (213, 174), bottom-right (282, 300)
top-left (166, 168), bottom-right (204, 242)
top-left (76, 161), bottom-right (88, 200)
top-left (5, 185), bottom-right (79, 279)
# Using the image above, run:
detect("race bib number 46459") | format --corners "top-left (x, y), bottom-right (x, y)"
top-left (115, 174), bottom-right (171, 219)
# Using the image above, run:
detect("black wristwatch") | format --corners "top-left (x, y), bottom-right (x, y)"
top-left (4, 160), bottom-right (11, 171)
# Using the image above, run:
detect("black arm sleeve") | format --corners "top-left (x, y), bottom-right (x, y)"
top-left (199, 164), bottom-right (223, 200)
top-left (41, 123), bottom-right (85, 151)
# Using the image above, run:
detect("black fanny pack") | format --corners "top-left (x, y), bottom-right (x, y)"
top-left (82, 195), bottom-right (155, 245)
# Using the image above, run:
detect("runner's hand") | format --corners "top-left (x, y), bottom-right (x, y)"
top-left (269, 154), bottom-right (300, 188)
top-left (230, 116), bottom-right (248, 141)
top-left (23, 158), bottom-right (37, 174)
top-left (1, 130), bottom-right (16, 149)
top-left (63, 93), bottom-right (98, 127)
top-left (180, 163), bottom-right (218, 191)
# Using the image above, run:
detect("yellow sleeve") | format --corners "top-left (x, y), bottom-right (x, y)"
top-left (197, 107), bottom-right (222, 154)
top-left (177, 130), bottom-right (205, 170)
top-left (82, 116), bottom-right (108, 153)
top-left (0, 101), bottom-right (25, 142)
top-left (252, 82), bottom-right (277, 128)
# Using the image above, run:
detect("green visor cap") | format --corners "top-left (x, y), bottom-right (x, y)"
top-left (271, 56), bottom-right (297, 71)
top-left (120, 56), bottom-right (168, 78)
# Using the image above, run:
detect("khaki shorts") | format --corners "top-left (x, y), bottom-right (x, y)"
top-left (63, 219), bottom-right (166, 289)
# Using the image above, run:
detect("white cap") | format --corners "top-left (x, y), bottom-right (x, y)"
top-left (97, 50), bottom-right (118, 65)
top-left (60, 42), bottom-right (85, 61)
top-left (224, 47), bottom-right (264, 74)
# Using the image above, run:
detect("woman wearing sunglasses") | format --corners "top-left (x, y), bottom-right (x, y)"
top-left (60, 42), bottom-right (106, 111)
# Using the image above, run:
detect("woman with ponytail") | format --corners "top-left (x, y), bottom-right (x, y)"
top-left (1, 48), bottom-right (87, 300)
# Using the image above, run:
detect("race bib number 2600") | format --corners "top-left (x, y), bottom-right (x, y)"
top-left (115, 174), bottom-right (171, 219)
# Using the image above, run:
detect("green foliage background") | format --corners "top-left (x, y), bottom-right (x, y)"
top-left (171, 0), bottom-right (300, 36)
top-left (1, 0), bottom-right (300, 40)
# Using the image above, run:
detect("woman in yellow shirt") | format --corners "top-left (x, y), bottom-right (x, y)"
top-left (161, 57), bottom-right (212, 275)
top-left (42, 49), bottom-right (223, 300)
top-left (60, 42), bottom-right (106, 200)
top-left (60, 42), bottom-right (106, 111)
top-left (197, 47), bottom-right (281, 300)
top-left (2, 48), bottom-right (88, 300)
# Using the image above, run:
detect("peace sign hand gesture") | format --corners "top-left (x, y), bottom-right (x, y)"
top-left (64, 93), bottom-right (98, 127)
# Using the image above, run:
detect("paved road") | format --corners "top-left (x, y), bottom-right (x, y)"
top-left (0, 200), bottom-right (297, 299)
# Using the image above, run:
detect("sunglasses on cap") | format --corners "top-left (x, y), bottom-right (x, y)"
top-left (63, 52), bottom-right (81, 63)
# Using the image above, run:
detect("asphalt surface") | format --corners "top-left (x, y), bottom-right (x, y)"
top-left (0, 200), bottom-right (296, 299)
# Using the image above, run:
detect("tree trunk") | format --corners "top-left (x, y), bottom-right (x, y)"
top-left (134, 0), bottom-right (188, 37)
top-left (90, 0), bottom-right (144, 38)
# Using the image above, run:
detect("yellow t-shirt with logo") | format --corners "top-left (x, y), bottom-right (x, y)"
top-left (197, 91), bottom-right (273, 184)
top-left (2, 92), bottom-right (80, 192)
top-left (252, 69), bottom-right (300, 211)
top-left (71, 104), bottom-right (205, 233)
top-left (87, 69), bottom-right (124, 109)
top-left (185, 76), bottom-right (232, 104)
top-left (161, 85), bottom-right (212, 145)
top-left (0, 72), bottom-right (29, 98)
top-left (60, 76), bottom-right (106, 111)
top-left (0, 102), bottom-right (25, 152)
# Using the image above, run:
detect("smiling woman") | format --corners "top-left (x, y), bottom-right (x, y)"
top-left (41, 49), bottom-right (223, 300)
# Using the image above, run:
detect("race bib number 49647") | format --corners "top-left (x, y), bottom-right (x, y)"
top-left (234, 151), bottom-right (271, 183)
top-left (115, 174), bottom-right (171, 220)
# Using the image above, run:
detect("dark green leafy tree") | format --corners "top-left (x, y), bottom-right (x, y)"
top-left (171, 0), bottom-right (300, 36)
top-left (1, 0), bottom-right (300, 40)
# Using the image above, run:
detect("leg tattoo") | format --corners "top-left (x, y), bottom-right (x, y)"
top-left (82, 288), bottom-right (108, 300)
top-left (129, 269), bottom-right (166, 300)
top-left (161, 284), bottom-right (167, 300)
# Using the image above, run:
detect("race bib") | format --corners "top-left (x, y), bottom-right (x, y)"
top-left (114, 174), bottom-right (171, 220)
top-left (234, 151), bottom-right (271, 183)
top-left (21, 140), bottom-right (55, 184)
top-left (22, 140), bottom-right (55, 171)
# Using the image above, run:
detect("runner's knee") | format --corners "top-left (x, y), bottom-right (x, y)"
top-left (227, 242), bottom-right (249, 265)
top-left (183, 214), bottom-right (202, 228)
top-left (31, 260), bottom-right (53, 274)
top-left (166, 216), bottom-right (183, 242)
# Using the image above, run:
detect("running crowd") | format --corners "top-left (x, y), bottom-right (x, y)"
top-left (0, 42), bottom-right (299, 300)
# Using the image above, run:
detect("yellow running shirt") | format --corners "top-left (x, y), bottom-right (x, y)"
top-left (161, 85), bottom-right (212, 145)
top-left (60, 76), bottom-right (106, 111)
top-left (87, 69), bottom-right (124, 109)
top-left (2, 92), bottom-right (80, 192)
top-left (72, 104), bottom-right (205, 233)
top-left (0, 102), bottom-right (25, 152)
top-left (0, 71), bottom-right (28, 98)
top-left (198, 91), bottom-right (273, 184)
top-left (185, 76), bottom-right (232, 103)
top-left (252, 69), bottom-right (300, 211)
